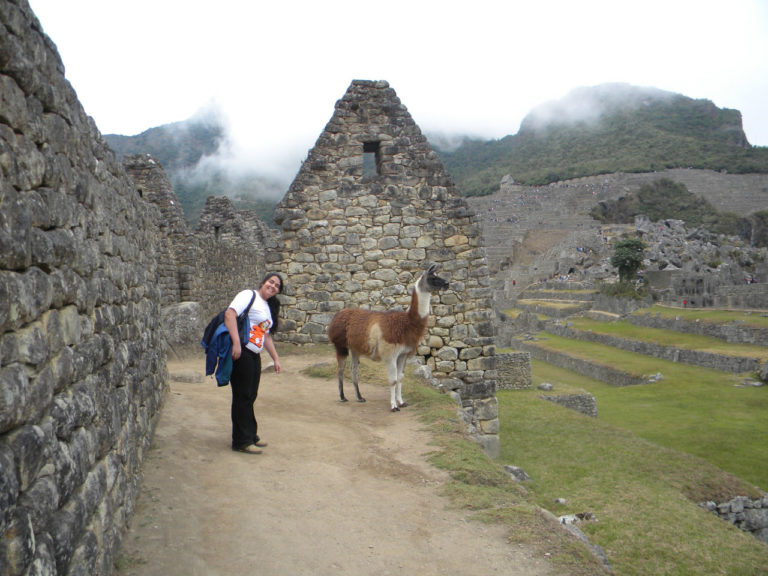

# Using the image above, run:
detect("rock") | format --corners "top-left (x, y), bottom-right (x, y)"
top-left (504, 465), bottom-right (531, 482)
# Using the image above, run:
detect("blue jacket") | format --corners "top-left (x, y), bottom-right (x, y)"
top-left (203, 323), bottom-right (234, 386)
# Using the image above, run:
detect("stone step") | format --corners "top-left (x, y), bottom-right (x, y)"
top-left (516, 338), bottom-right (648, 387)
top-left (627, 310), bottom-right (768, 345)
top-left (546, 323), bottom-right (765, 374)
top-left (519, 289), bottom-right (598, 302)
top-left (515, 299), bottom-right (594, 319)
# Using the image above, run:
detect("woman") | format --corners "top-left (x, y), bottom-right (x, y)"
top-left (224, 272), bottom-right (283, 454)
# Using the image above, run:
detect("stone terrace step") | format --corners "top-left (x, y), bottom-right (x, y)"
top-left (521, 289), bottom-right (599, 302)
top-left (515, 299), bottom-right (594, 319)
top-left (627, 311), bottom-right (768, 345)
top-left (546, 323), bottom-right (765, 374)
top-left (516, 338), bottom-right (648, 387)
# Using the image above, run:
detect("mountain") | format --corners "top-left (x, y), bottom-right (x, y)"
top-left (435, 84), bottom-right (768, 196)
top-left (104, 110), bottom-right (282, 225)
top-left (104, 83), bottom-right (768, 224)
top-left (104, 111), bottom-right (225, 172)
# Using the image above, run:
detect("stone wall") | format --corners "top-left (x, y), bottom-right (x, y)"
top-left (1, 3), bottom-right (166, 575)
top-left (540, 394), bottom-right (598, 418)
top-left (714, 283), bottom-right (768, 310)
top-left (644, 271), bottom-right (768, 309)
top-left (627, 311), bottom-right (768, 345)
top-left (701, 494), bottom-right (768, 544)
top-left (122, 157), bottom-right (281, 338)
top-left (193, 197), bottom-right (280, 322)
top-left (273, 80), bottom-right (499, 454)
top-left (546, 323), bottom-right (764, 374)
top-left (518, 342), bottom-right (647, 387)
top-left (496, 352), bottom-right (532, 389)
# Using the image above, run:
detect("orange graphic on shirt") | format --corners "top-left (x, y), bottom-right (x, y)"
top-left (248, 320), bottom-right (271, 349)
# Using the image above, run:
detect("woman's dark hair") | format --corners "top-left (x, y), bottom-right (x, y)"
top-left (261, 272), bottom-right (284, 332)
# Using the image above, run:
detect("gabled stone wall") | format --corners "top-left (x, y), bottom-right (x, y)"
top-left (274, 80), bottom-right (499, 453)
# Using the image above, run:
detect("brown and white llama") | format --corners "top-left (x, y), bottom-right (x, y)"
top-left (327, 263), bottom-right (449, 411)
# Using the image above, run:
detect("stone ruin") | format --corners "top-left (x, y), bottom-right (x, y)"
top-left (273, 80), bottom-right (499, 453)
top-left (1, 2), bottom-right (165, 574)
top-left (468, 172), bottom-right (768, 310)
top-left (0, 4), bottom-right (502, 574)
top-left (636, 215), bottom-right (768, 309)
top-left (121, 154), bottom-right (281, 357)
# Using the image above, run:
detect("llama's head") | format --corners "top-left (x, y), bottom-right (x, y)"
top-left (417, 263), bottom-right (449, 293)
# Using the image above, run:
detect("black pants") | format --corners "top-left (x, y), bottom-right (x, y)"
top-left (230, 348), bottom-right (261, 449)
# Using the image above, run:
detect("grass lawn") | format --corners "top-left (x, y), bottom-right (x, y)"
top-left (516, 335), bottom-right (768, 489)
top-left (497, 382), bottom-right (768, 576)
top-left (633, 305), bottom-right (768, 329)
top-left (566, 316), bottom-right (768, 361)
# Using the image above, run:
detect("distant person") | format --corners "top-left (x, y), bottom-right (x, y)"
top-left (224, 273), bottom-right (284, 455)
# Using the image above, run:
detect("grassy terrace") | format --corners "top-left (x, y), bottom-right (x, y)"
top-left (516, 299), bottom-right (588, 307)
top-left (566, 316), bottom-right (768, 361)
top-left (632, 304), bottom-right (768, 329)
top-left (515, 332), bottom-right (768, 489)
top-left (496, 372), bottom-right (767, 576)
top-left (531, 289), bottom-right (600, 296)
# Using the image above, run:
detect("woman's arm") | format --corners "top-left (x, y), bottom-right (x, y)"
top-left (224, 308), bottom-right (242, 360)
top-left (263, 333), bottom-right (281, 374)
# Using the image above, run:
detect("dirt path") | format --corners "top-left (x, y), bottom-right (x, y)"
top-left (116, 351), bottom-right (553, 576)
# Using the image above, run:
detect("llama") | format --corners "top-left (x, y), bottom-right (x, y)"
top-left (327, 263), bottom-right (449, 411)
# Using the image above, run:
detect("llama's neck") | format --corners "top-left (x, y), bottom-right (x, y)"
top-left (409, 287), bottom-right (432, 320)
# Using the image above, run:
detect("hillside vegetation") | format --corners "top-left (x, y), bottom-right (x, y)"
top-left (105, 83), bottom-right (768, 227)
top-left (436, 84), bottom-right (768, 196)
top-left (105, 112), bottom-right (282, 225)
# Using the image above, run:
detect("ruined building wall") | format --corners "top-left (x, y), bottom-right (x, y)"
top-left (122, 157), bottom-right (280, 324)
top-left (122, 154), bottom-right (189, 306)
top-left (274, 80), bottom-right (499, 453)
top-left (194, 196), bottom-right (280, 321)
top-left (1, 2), bottom-right (166, 574)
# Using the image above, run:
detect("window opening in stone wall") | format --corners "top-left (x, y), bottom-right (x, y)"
top-left (214, 225), bottom-right (221, 241)
top-left (363, 141), bottom-right (381, 177)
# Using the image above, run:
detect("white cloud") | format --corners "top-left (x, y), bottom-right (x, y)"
top-left (28, 0), bottom-right (768, 181)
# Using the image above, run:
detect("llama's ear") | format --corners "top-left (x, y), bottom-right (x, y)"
top-left (426, 263), bottom-right (438, 275)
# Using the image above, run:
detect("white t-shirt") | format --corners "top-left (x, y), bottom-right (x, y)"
top-left (228, 289), bottom-right (273, 354)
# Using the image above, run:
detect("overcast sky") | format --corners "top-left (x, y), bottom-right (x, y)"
top-left (28, 0), bottom-right (768, 183)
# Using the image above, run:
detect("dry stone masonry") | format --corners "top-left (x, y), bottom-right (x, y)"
top-left (495, 351), bottom-right (532, 389)
top-left (701, 495), bottom-right (768, 544)
top-left (274, 80), bottom-right (499, 454)
top-left (14, 0), bottom-right (767, 565)
top-left (1, 2), bottom-right (165, 574)
top-left (122, 155), bottom-right (281, 356)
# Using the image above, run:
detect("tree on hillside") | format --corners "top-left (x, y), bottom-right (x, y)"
top-left (611, 238), bottom-right (646, 282)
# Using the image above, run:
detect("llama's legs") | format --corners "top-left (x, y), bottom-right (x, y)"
top-left (395, 354), bottom-right (408, 408)
top-left (350, 351), bottom-right (365, 402)
top-left (387, 360), bottom-right (400, 411)
top-left (336, 352), bottom-right (349, 402)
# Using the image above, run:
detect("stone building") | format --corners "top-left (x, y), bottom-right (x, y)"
top-left (273, 80), bottom-right (499, 453)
